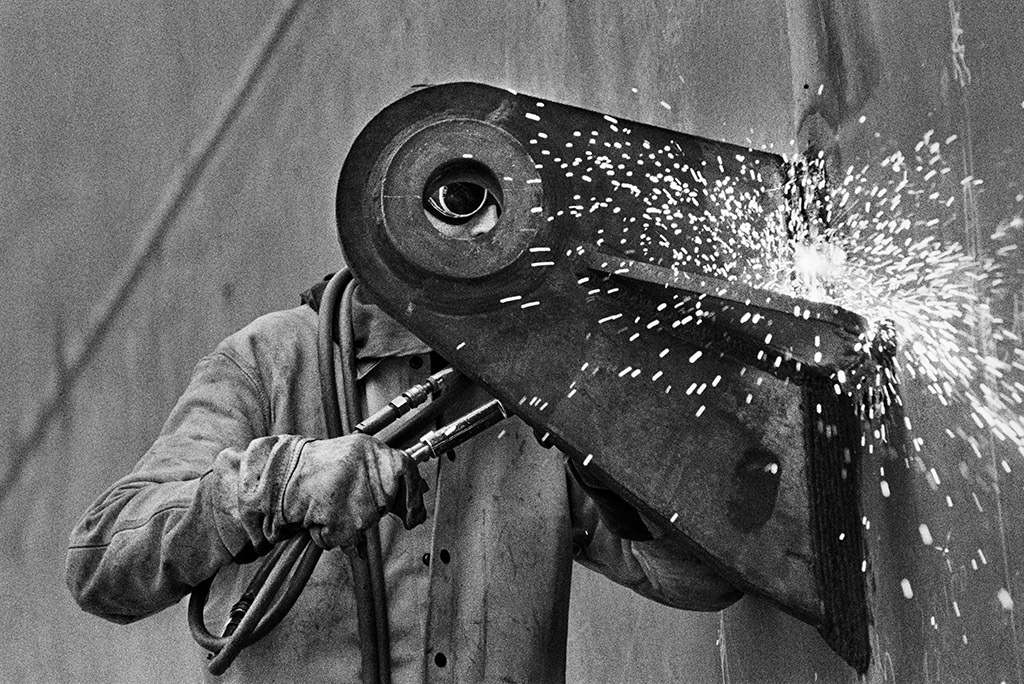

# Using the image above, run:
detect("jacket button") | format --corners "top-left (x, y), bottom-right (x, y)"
top-left (434, 653), bottom-right (447, 668)
top-left (409, 355), bottom-right (424, 369)
top-left (439, 549), bottom-right (451, 564)
top-left (421, 553), bottom-right (431, 566)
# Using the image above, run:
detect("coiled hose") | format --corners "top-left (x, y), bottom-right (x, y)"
top-left (188, 270), bottom-right (393, 681)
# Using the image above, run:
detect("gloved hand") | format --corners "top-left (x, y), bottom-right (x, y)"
top-left (281, 434), bottom-right (410, 549)
top-left (235, 434), bottom-right (419, 551)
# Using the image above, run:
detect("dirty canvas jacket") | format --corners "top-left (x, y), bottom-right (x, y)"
top-left (67, 296), bottom-right (735, 684)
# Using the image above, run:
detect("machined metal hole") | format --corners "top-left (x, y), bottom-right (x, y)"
top-left (422, 159), bottom-right (503, 239)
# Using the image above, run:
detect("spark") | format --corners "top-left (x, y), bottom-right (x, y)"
top-left (998, 588), bottom-right (1015, 611)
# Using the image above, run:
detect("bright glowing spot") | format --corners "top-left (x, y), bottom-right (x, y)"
top-left (792, 240), bottom-right (847, 292)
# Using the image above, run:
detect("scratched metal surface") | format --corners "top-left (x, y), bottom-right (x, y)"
top-left (1, 0), bottom-right (1021, 682)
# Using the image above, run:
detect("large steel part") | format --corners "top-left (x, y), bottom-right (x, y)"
top-left (336, 82), bottom-right (879, 672)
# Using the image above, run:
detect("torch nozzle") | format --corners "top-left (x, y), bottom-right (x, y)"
top-left (404, 399), bottom-right (507, 463)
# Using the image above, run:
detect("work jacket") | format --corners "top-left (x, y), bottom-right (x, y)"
top-left (67, 290), bottom-right (738, 683)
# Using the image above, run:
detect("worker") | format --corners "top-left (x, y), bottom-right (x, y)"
top-left (66, 170), bottom-right (742, 684)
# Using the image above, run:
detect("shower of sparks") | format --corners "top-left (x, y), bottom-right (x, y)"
top-left (521, 108), bottom-right (1024, 462)
top-left (763, 140), bottom-right (1024, 460)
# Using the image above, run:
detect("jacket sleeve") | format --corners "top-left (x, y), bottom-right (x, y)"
top-left (566, 460), bottom-right (743, 612)
top-left (65, 345), bottom-right (304, 624)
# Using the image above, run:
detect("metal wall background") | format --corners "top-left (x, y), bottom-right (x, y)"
top-left (1, 0), bottom-right (1020, 682)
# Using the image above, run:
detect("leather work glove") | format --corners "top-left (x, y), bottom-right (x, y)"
top-left (235, 434), bottom-right (420, 551)
top-left (283, 434), bottom-right (410, 549)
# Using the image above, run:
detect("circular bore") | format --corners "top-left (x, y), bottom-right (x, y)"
top-left (422, 159), bottom-right (504, 239)
top-left (380, 118), bottom-right (543, 280)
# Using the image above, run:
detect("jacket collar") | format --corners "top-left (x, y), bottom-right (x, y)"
top-left (300, 274), bottom-right (431, 362)
top-left (351, 285), bottom-right (431, 360)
